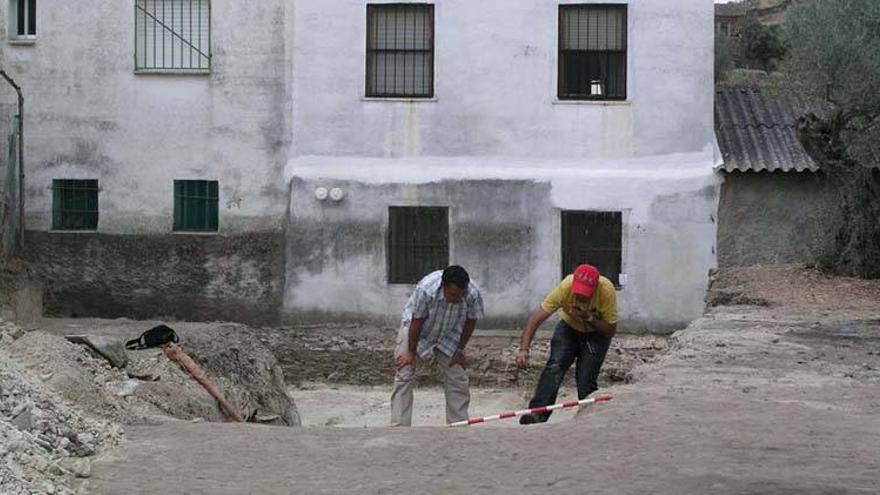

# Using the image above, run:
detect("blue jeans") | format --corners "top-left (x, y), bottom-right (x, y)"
top-left (527, 320), bottom-right (611, 421)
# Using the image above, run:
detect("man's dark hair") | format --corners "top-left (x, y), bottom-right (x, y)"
top-left (441, 265), bottom-right (470, 289)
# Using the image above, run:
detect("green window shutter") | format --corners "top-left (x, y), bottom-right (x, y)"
top-left (174, 179), bottom-right (218, 232)
top-left (52, 179), bottom-right (99, 231)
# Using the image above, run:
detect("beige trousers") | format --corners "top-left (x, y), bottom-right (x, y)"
top-left (389, 325), bottom-right (470, 426)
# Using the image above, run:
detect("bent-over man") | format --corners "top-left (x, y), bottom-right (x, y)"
top-left (515, 263), bottom-right (617, 424)
top-left (391, 265), bottom-right (484, 426)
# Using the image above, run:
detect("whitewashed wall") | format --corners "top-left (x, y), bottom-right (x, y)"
top-left (286, 0), bottom-right (719, 331)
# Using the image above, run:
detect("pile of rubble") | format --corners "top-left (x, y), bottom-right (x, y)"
top-left (0, 319), bottom-right (123, 495)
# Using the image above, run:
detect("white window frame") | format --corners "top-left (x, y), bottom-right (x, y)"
top-left (8, 0), bottom-right (37, 42)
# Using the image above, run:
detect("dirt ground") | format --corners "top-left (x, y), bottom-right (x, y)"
top-left (290, 384), bottom-right (582, 428)
top-left (76, 265), bottom-right (880, 494)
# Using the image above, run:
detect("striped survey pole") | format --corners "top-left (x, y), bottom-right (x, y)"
top-left (449, 395), bottom-right (613, 427)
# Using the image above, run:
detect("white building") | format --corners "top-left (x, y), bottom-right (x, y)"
top-left (1, 0), bottom-right (718, 331)
top-left (0, 0), bottom-right (293, 323)
top-left (286, 0), bottom-right (719, 331)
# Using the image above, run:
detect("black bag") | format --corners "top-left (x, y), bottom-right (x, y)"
top-left (125, 324), bottom-right (180, 350)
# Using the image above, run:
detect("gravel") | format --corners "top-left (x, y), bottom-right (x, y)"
top-left (0, 318), bottom-right (123, 495)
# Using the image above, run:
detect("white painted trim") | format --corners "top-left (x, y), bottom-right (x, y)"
top-left (361, 97), bottom-right (438, 103)
top-left (552, 99), bottom-right (631, 106)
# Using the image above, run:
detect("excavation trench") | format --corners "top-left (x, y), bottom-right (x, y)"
top-left (262, 325), bottom-right (669, 428)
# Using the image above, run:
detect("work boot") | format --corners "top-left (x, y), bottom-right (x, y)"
top-left (519, 414), bottom-right (537, 425)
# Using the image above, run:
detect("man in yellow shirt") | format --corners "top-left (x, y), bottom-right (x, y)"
top-left (515, 264), bottom-right (618, 424)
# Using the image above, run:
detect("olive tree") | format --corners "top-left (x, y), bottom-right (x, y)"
top-left (783, 0), bottom-right (880, 278)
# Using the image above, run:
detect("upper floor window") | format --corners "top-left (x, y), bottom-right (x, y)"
top-left (135, 0), bottom-right (211, 73)
top-left (8, 0), bottom-right (36, 40)
top-left (558, 4), bottom-right (627, 100)
top-left (366, 4), bottom-right (434, 98)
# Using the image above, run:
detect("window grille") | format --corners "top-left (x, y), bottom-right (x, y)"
top-left (366, 4), bottom-right (434, 98)
top-left (174, 180), bottom-right (218, 232)
top-left (558, 5), bottom-right (627, 100)
top-left (387, 206), bottom-right (448, 284)
top-left (135, 0), bottom-right (211, 72)
top-left (8, 0), bottom-right (36, 38)
top-left (52, 179), bottom-right (98, 231)
top-left (561, 211), bottom-right (622, 286)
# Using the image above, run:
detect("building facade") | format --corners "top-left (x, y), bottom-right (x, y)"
top-left (2, 0), bottom-right (718, 332)
top-left (1, 0), bottom-right (294, 322)
top-left (286, 0), bottom-right (719, 331)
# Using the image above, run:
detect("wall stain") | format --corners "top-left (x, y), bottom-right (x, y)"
top-left (44, 139), bottom-right (118, 175)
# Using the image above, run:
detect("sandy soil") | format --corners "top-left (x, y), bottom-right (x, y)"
top-left (290, 384), bottom-right (582, 428)
top-left (80, 265), bottom-right (880, 494)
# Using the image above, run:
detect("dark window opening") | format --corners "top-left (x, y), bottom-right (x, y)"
top-left (52, 179), bottom-right (98, 231)
top-left (387, 206), bottom-right (448, 284)
top-left (12, 0), bottom-right (37, 37)
top-left (366, 3), bottom-right (434, 98)
top-left (558, 4), bottom-right (627, 100)
top-left (561, 210), bottom-right (622, 287)
top-left (174, 180), bottom-right (218, 232)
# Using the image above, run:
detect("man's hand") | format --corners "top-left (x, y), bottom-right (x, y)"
top-left (449, 349), bottom-right (467, 368)
top-left (394, 349), bottom-right (416, 370)
top-left (515, 348), bottom-right (530, 368)
top-left (571, 306), bottom-right (601, 323)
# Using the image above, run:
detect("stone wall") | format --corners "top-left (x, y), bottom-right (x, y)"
top-left (25, 231), bottom-right (285, 325)
top-left (717, 171), bottom-right (830, 267)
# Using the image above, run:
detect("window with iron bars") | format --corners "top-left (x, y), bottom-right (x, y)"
top-left (52, 179), bottom-right (98, 231)
top-left (8, 0), bottom-right (36, 39)
top-left (561, 210), bottom-right (623, 287)
top-left (135, 0), bottom-right (211, 72)
top-left (387, 206), bottom-right (448, 284)
top-left (173, 180), bottom-right (218, 232)
top-left (558, 4), bottom-right (627, 100)
top-left (366, 4), bottom-right (434, 98)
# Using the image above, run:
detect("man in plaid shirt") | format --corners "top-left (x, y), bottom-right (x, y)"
top-left (390, 265), bottom-right (484, 426)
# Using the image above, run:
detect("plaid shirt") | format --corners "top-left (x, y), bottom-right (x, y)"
top-left (401, 270), bottom-right (485, 359)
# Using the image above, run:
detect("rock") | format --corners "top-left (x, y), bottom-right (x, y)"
top-left (60, 458), bottom-right (91, 478)
top-left (104, 379), bottom-right (140, 397)
top-left (64, 335), bottom-right (129, 369)
top-left (165, 326), bottom-right (301, 427)
top-left (9, 326), bottom-right (26, 340)
top-left (11, 404), bottom-right (34, 432)
top-left (75, 432), bottom-right (94, 445)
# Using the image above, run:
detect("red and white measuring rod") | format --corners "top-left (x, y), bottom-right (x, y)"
top-left (449, 395), bottom-right (613, 427)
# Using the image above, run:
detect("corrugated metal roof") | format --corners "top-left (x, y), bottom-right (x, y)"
top-left (715, 87), bottom-right (822, 173)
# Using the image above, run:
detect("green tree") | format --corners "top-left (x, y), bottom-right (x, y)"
top-left (783, 0), bottom-right (880, 278)
top-left (738, 16), bottom-right (787, 71)
top-left (715, 34), bottom-right (736, 82)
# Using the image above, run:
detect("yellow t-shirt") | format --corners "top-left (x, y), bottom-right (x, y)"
top-left (541, 275), bottom-right (618, 332)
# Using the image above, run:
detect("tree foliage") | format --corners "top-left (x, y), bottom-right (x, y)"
top-left (783, 0), bottom-right (880, 278)
top-left (715, 35), bottom-right (736, 82)
top-left (738, 16), bottom-right (787, 71)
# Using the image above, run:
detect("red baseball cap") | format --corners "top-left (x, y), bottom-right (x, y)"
top-left (571, 264), bottom-right (600, 298)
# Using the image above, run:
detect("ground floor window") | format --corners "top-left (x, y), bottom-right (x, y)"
top-left (561, 210), bottom-right (622, 286)
top-left (387, 206), bottom-right (448, 284)
top-left (174, 179), bottom-right (218, 232)
top-left (52, 179), bottom-right (98, 230)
